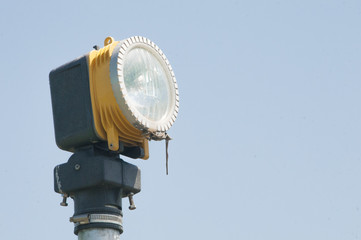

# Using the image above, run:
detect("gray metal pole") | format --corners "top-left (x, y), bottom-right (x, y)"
top-left (78, 228), bottom-right (120, 240)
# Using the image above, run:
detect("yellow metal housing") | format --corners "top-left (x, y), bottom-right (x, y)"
top-left (88, 37), bottom-right (149, 159)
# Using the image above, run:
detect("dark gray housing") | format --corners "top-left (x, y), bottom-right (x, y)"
top-left (49, 55), bottom-right (99, 152)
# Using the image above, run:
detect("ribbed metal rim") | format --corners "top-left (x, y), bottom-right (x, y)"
top-left (110, 36), bottom-right (179, 133)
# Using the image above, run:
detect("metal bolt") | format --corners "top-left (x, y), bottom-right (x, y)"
top-left (128, 192), bottom-right (136, 210)
top-left (60, 193), bottom-right (68, 207)
top-left (74, 164), bottom-right (80, 170)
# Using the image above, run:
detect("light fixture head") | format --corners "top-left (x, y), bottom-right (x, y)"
top-left (50, 36), bottom-right (179, 159)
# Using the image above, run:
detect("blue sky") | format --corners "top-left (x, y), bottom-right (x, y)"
top-left (1, 0), bottom-right (361, 239)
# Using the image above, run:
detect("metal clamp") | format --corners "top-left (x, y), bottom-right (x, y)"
top-left (70, 213), bottom-right (123, 227)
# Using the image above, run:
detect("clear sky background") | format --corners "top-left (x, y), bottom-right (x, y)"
top-left (1, 0), bottom-right (361, 239)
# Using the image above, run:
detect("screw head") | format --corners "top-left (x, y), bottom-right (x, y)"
top-left (74, 164), bottom-right (81, 170)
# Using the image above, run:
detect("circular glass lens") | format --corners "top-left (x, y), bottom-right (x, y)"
top-left (123, 47), bottom-right (172, 122)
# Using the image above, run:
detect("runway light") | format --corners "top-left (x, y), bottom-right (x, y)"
top-left (49, 36), bottom-right (179, 159)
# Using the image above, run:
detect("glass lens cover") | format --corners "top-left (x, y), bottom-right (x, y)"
top-left (123, 47), bottom-right (172, 122)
